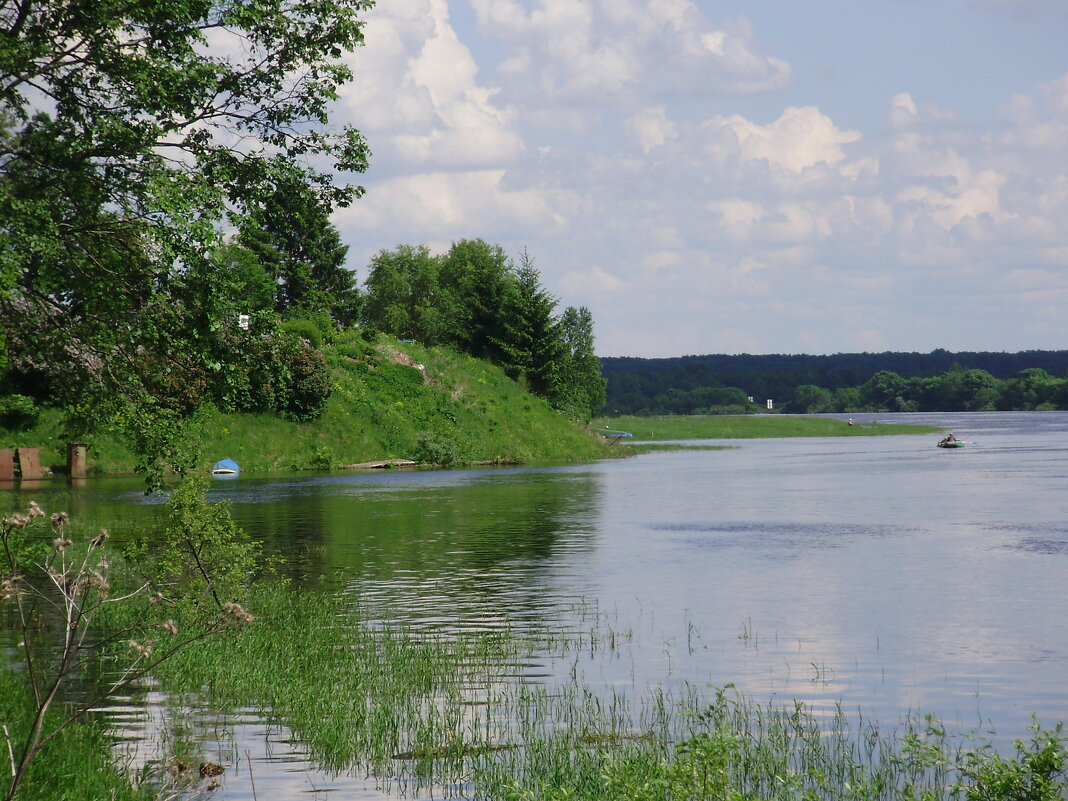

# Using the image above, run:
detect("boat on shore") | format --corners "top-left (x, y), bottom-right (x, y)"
top-left (211, 458), bottom-right (240, 476)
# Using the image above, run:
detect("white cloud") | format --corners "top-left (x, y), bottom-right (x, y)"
top-left (339, 0), bottom-right (522, 170)
top-left (331, 0), bottom-right (1068, 356)
top-left (628, 106), bottom-right (678, 153)
top-left (701, 106), bottom-right (861, 173)
top-left (468, 0), bottom-right (791, 105)
top-left (560, 265), bottom-right (626, 294)
top-left (335, 169), bottom-right (569, 249)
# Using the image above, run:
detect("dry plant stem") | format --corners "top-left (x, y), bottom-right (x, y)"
top-left (1, 512), bottom-right (243, 801)
top-left (1, 726), bottom-right (13, 785)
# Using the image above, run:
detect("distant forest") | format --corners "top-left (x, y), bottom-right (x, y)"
top-left (600, 350), bottom-right (1068, 414)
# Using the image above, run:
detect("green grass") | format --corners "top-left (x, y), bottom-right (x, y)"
top-left (0, 670), bottom-right (150, 801)
top-left (593, 414), bottom-right (941, 441)
top-left (126, 585), bottom-right (1066, 801)
top-left (8, 575), bottom-right (1064, 800)
top-left (1, 336), bottom-right (615, 479)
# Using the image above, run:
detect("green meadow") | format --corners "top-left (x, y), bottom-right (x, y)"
top-left (594, 414), bottom-right (940, 441)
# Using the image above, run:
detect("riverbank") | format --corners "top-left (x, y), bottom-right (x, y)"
top-left (0, 337), bottom-right (616, 479)
top-left (593, 414), bottom-right (940, 440)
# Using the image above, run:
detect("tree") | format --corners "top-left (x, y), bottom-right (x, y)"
top-left (211, 243), bottom-right (277, 318)
top-left (789, 384), bottom-right (834, 414)
top-left (860, 371), bottom-right (910, 411)
top-left (437, 239), bottom-right (512, 359)
top-left (363, 244), bottom-right (443, 341)
top-left (239, 177), bottom-right (359, 324)
top-left (0, 0), bottom-right (372, 484)
top-left (1001, 368), bottom-right (1059, 410)
top-left (493, 250), bottom-right (565, 397)
top-left (554, 306), bottom-right (607, 423)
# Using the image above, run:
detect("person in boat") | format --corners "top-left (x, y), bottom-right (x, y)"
top-left (939, 433), bottom-right (958, 446)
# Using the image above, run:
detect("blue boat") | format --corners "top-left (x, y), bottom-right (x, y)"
top-left (211, 458), bottom-right (240, 477)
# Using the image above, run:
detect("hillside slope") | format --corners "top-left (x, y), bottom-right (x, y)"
top-left (2, 337), bottom-right (615, 478)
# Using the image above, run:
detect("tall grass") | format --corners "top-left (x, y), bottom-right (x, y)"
top-left (0, 670), bottom-right (150, 801)
top-left (132, 585), bottom-right (1066, 800)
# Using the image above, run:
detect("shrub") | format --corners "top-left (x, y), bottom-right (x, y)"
top-left (279, 339), bottom-right (331, 422)
top-left (954, 722), bottom-right (1067, 801)
top-left (310, 444), bottom-right (335, 470)
top-left (280, 318), bottom-right (324, 350)
top-left (0, 393), bottom-right (39, 430)
top-left (413, 431), bottom-right (463, 466)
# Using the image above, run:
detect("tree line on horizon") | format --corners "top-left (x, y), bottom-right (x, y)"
top-left (601, 351), bottom-right (1068, 415)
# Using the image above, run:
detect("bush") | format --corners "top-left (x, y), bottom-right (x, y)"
top-left (954, 722), bottom-right (1067, 801)
top-left (310, 444), bottom-right (335, 470)
top-left (221, 333), bottom-right (332, 423)
top-left (280, 318), bottom-right (324, 350)
top-left (280, 339), bottom-right (331, 422)
top-left (413, 431), bottom-right (463, 466)
top-left (0, 393), bottom-right (39, 430)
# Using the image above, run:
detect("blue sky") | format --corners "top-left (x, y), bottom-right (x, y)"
top-left (331, 0), bottom-right (1068, 357)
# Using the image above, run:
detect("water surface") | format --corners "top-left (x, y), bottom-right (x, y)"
top-left (5, 411), bottom-right (1067, 798)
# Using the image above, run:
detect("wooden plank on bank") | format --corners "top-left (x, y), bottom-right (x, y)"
top-left (340, 459), bottom-right (419, 470)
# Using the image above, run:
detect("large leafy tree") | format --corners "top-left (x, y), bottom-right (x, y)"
top-left (363, 243), bottom-right (444, 342)
top-left (554, 305), bottom-right (607, 422)
top-left (436, 239), bottom-right (512, 360)
top-left (0, 0), bottom-right (372, 482)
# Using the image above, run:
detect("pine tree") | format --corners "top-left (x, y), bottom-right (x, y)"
top-left (240, 178), bottom-right (358, 324)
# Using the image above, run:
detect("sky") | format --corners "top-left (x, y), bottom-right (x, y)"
top-left (328, 0), bottom-right (1068, 358)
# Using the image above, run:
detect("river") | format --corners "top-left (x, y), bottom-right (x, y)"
top-left (5, 411), bottom-right (1067, 799)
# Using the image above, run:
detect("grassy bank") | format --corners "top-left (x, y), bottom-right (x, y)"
top-left (593, 414), bottom-right (941, 441)
top-left (1, 336), bottom-right (616, 478)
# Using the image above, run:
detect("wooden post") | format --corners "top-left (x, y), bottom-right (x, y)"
top-left (68, 442), bottom-right (89, 479)
top-left (16, 448), bottom-right (42, 479)
top-left (0, 448), bottom-right (15, 480)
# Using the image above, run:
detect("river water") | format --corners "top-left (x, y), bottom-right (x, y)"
top-left (5, 411), bottom-right (1068, 798)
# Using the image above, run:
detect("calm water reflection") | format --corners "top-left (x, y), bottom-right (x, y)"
top-left (4, 411), bottom-right (1067, 799)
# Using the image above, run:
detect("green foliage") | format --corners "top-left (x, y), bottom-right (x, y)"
top-left (239, 176), bottom-right (359, 324)
top-left (954, 722), bottom-right (1067, 801)
top-left (134, 476), bottom-right (267, 616)
top-left (309, 444), bottom-right (336, 470)
top-left (211, 242), bottom-right (277, 316)
top-left (0, 0), bottom-right (372, 487)
top-left (4, 340), bottom-right (614, 477)
top-left (215, 329), bottom-right (332, 423)
top-left (363, 244), bottom-right (444, 342)
top-left (0, 393), bottom-right (38, 430)
top-left (0, 672), bottom-right (150, 801)
top-left (603, 351), bottom-right (1068, 416)
top-left (494, 252), bottom-right (566, 399)
top-left (789, 384), bottom-right (835, 413)
top-left (362, 243), bottom-right (607, 422)
top-left (413, 431), bottom-right (464, 467)
top-left (553, 306), bottom-right (608, 423)
top-left (281, 319), bottom-right (326, 350)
